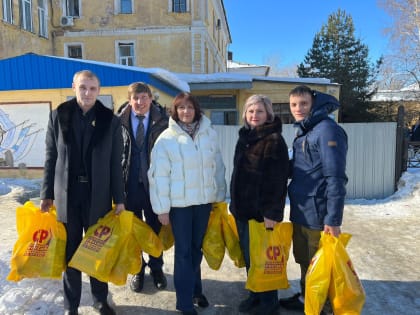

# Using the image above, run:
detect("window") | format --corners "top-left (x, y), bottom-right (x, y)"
top-left (116, 42), bottom-right (135, 66)
top-left (119, 0), bottom-right (132, 14)
top-left (172, 0), bottom-right (187, 13)
top-left (210, 111), bottom-right (237, 125)
top-left (38, 0), bottom-right (47, 37)
top-left (2, 0), bottom-right (13, 23)
top-left (273, 103), bottom-right (294, 124)
top-left (197, 95), bottom-right (237, 125)
top-left (20, 0), bottom-right (33, 32)
top-left (65, 43), bottom-right (83, 59)
top-left (64, 0), bottom-right (79, 17)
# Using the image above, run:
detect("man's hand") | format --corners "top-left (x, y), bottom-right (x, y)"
top-left (114, 203), bottom-right (125, 215)
top-left (263, 217), bottom-right (278, 230)
top-left (158, 213), bottom-right (170, 226)
top-left (40, 199), bottom-right (53, 212)
top-left (324, 225), bottom-right (341, 237)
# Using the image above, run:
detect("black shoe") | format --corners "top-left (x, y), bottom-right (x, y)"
top-left (151, 269), bottom-right (167, 290)
top-left (279, 293), bottom-right (304, 311)
top-left (181, 310), bottom-right (197, 315)
top-left (238, 295), bottom-right (259, 312)
top-left (93, 302), bottom-right (116, 315)
top-left (193, 293), bottom-right (209, 308)
top-left (64, 310), bottom-right (78, 315)
top-left (130, 271), bottom-right (145, 292)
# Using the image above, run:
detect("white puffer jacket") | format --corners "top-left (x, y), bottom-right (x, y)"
top-left (148, 115), bottom-right (226, 215)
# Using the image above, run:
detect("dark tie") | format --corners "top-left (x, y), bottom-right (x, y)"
top-left (136, 115), bottom-right (145, 148)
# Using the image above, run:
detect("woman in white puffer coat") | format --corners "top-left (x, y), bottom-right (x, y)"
top-left (148, 92), bottom-right (226, 315)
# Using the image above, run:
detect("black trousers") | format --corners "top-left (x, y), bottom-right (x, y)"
top-left (63, 182), bottom-right (108, 311)
top-left (126, 182), bottom-right (163, 272)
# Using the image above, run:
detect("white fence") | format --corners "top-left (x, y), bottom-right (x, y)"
top-left (214, 122), bottom-right (397, 200)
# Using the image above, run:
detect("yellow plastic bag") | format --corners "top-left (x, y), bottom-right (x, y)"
top-left (305, 232), bottom-right (334, 315)
top-left (246, 220), bottom-right (292, 292)
top-left (222, 214), bottom-right (245, 268)
top-left (68, 210), bottom-right (133, 282)
top-left (7, 201), bottom-right (66, 281)
top-left (110, 211), bottom-right (162, 285)
top-left (329, 234), bottom-right (365, 315)
top-left (305, 233), bottom-right (365, 315)
top-left (202, 203), bottom-right (226, 270)
top-left (159, 224), bottom-right (174, 251)
top-left (132, 217), bottom-right (163, 258)
top-left (108, 233), bottom-right (142, 285)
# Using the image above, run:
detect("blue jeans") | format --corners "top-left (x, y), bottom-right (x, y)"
top-left (169, 203), bottom-right (212, 312)
top-left (236, 219), bottom-right (278, 306)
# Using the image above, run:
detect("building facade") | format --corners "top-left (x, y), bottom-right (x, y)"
top-left (178, 73), bottom-right (341, 125)
top-left (0, 0), bottom-right (231, 74)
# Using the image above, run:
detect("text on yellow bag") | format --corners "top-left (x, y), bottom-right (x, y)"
top-left (69, 209), bottom-right (163, 285)
top-left (246, 220), bottom-right (292, 292)
top-left (69, 210), bottom-right (134, 283)
top-left (7, 201), bottom-right (66, 281)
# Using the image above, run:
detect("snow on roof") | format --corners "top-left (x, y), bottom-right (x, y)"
top-left (400, 83), bottom-right (420, 91)
top-left (371, 85), bottom-right (420, 102)
top-left (227, 60), bottom-right (269, 68)
top-left (176, 72), bottom-right (333, 85)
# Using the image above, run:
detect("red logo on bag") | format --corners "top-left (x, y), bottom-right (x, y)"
top-left (266, 246), bottom-right (282, 260)
top-left (94, 225), bottom-right (112, 241)
top-left (33, 229), bottom-right (51, 244)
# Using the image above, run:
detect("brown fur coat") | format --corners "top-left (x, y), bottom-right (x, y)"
top-left (229, 116), bottom-right (289, 222)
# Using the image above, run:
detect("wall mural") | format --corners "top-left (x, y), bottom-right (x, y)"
top-left (0, 102), bottom-right (50, 167)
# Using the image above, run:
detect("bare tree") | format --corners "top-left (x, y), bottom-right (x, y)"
top-left (379, 0), bottom-right (420, 88)
top-left (262, 54), bottom-right (299, 77)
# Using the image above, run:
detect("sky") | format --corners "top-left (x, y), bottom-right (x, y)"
top-left (223, 0), bottom-right (392, 69)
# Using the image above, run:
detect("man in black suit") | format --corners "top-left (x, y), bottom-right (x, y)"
top-left (40, 70), bottom-right (125, 315)
top-left (119, 82), bottom-right (169, 292)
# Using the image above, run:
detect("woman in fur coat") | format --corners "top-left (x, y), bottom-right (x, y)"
top-left (229, 94), bottom-right (289, 315)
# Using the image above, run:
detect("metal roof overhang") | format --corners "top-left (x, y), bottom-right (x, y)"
top-left (188, 81), bottom-right (253, 91)
top-left (0, 53), bottom-right (184, 96)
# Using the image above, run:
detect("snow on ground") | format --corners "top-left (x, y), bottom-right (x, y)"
top-left (346, 168), bottom-right (420, 209)
top-left (0, 169), bottom-right (419, 314)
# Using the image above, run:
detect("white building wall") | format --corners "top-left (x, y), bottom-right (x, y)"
top-left (214, 122), bottom-right (397, 200)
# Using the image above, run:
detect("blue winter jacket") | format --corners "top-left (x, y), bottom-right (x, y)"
top-left (288, 91), bottom-right (348, 230)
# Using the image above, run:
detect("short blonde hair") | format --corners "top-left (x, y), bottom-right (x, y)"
top-left (73, 70), bottom-right (100, 86)
top-left (242, 94), bottom-right (274, 129)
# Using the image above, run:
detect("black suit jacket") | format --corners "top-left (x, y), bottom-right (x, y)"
top-left (40, 98), bottom-right (125, 225)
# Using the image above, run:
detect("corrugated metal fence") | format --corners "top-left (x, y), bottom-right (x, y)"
top-left (214, 122), bottom-right (397, 200)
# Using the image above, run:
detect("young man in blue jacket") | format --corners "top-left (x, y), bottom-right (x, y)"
top-left (280, 85), bottom-right (348, 314)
